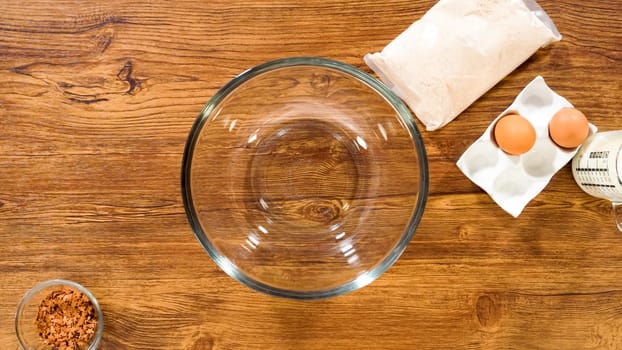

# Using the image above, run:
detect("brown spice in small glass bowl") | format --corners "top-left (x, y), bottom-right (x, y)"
top-left (35, 287), bottom-right (98, 350)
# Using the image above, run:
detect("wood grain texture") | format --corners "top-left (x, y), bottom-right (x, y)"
top-left (0, 0), bottom-right (620, 349)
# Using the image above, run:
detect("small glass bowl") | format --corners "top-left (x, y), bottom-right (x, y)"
top-left (15, 279), bottom-right (104, 350)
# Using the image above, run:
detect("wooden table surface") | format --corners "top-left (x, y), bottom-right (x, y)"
top-left (1, 1), bottom-right (620, 349)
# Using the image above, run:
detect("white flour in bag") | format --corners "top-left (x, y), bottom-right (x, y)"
top-left (364, 0), bottom-right (561, 131)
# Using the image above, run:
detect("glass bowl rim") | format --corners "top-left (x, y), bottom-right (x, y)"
top-left (181, 56), bottom-right (429, 300)
top-left (15, 278), bottom-right (104, 350)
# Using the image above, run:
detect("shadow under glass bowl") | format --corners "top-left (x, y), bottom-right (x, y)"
top-left (15, 279), bottom-right (104, 350)
top-left (182, 57), bottom-right (428, 300)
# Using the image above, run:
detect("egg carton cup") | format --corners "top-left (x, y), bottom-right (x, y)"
top-left (457, 76), bottom-right (597, 217)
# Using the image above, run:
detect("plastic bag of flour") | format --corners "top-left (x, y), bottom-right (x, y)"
top-left (364, 0), bottom-right (561, 131)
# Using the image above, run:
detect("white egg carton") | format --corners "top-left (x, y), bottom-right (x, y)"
top-left (456, 76), bottom-right (597, 217)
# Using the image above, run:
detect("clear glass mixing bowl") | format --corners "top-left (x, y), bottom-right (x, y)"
top-left (182, 57), bottom-right (428, 299)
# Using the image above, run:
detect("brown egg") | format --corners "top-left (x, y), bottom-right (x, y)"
top-left (494, 113), bottom-right (536, 155)
top-left (548, 107), bottom-right (590, 148)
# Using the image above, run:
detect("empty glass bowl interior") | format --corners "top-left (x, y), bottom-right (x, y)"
top-left (182, 57), bottom-right (428, 299)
